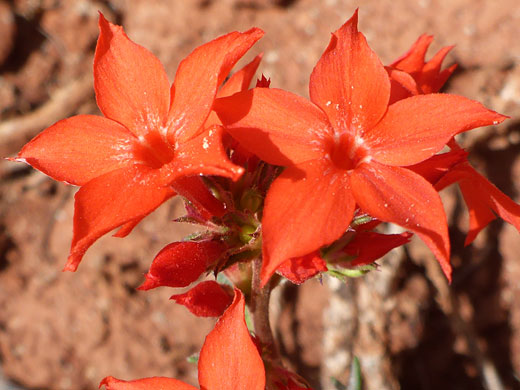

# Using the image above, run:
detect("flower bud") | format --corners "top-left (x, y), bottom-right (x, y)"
top-left (240, 188), bottom-right (263, 213)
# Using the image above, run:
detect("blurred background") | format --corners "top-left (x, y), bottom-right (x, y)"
top-left (0, 0), bottom-right (519, 389)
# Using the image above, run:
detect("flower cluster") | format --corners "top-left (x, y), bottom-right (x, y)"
top-left (12, 10), bottom-right (519, 389)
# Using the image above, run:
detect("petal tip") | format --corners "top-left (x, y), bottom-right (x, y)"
top-left (6, 156), bottom-right (26, 163)
top-left (494, 113), bottom-right (510, 123)
top-left (444, 267), bottom-right (453, 284)
top-left (231, 166), bottom-right (246, 181)
top-left (245, 26), bottom-right (265, 40)
top-left (97, 12), bottom-right (110, 31)
top-left (331, 9), bottom-right (360, 38)
top-left (99, 376), bottom-right (117, 389)
top-left (137, 274), bottom-right (158, 291)
top-left (418, 34), bottom-right (434, 45)
top-left (341, 8), bottom-right (359, 33)
top-left (97, 12), bottom-right (117, 32)
top-left (62, 257), bottom-right (79, 272)
top-left (439, 253), bottom-right (452, 283)
top-left (463, 228), bottom-right (481, 247)
top-left (99, 377), bottom-right (109, 389)
top-left (259, 266), bottom-right (274, 288)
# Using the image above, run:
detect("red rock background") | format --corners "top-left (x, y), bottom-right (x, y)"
top-left (0, 0), bottom-right (519, 389)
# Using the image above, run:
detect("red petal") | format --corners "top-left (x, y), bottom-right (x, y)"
top-left (99, 376), bottom-right (197, 390)
top-left (408, 150), bottom-right (468, 185)
top-left (309, 10), bottom-right (390, 137)
top-left (173, 125), bottom-right (244, 181)
top-left (215, 88), bottom-right (332, 166)
top-left (17, 115), bottom-right (145, 186)
top-left (138, 241), bottom-right (226, 290)
top-left (366, 94), bottom-right (508, 166)
top-left (64, 165), bottom-right (175, 271)
top-left (419, 46), bottom-right (456, 93)
top-left (390, 34), bottom-right (456, 94)
top-left (256, 74), bottom-right (271, 88)
top-left (261, 159), bottom-right (355, 285)
top-left (204, 54), bottom-right (264, 128)
top-left (442, 164), bottom-right (520, 245)
top-left (173, 176), bottom-right (226, 219)
top-left (113, 218), bottom-right (143, 238)
top-left (277, 251), bottom-right (327, 285)
top-left (459, 178), bottom-right (498, 245)
top-left (343, 231), bottom-right (412, 266)
top-left (94, 14), bottom-right (170, 138)
top-left (218, 54), bottom-right (263, 98)
top-left (198, 289), bottom-right (265, 390)
top-left (386, 67), bottom-right (420, 105)
top-left (432, 63), bottom-right (457, 92)
top-left (390, 34), bottom-right (432, 74)
top-left (170, 281), bottom-right (233, 317)
top-left (168, 28), bottom-right (263, 143)
top-left (350, 162), bottom-right (451, 281)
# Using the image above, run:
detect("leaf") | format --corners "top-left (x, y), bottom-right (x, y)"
top-left (347, 357), bottom-right (362, 390)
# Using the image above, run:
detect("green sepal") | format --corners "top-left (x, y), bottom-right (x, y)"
top-left (351, 214), bottom-right (373, 227)
top-left (244, 304), bottom-right (254, 333)
top-left (327, 264), bottom-right (377, 280)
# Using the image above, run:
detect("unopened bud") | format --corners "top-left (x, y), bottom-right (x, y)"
top-left (240, 189), bottom-right (263, 213)
top-left (239, 224), bottom-right (257, 244)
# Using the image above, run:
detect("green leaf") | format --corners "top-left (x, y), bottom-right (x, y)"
top-left (347, 356), bottom-right (362, 390)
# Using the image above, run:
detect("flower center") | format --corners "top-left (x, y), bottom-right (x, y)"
top-left (329, 132), bottom-right (369, 171)
top-left (136, 129), bottom-right (176, 168)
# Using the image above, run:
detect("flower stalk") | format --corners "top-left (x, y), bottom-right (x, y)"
top-left (250, 256), bottom-right (282, 367)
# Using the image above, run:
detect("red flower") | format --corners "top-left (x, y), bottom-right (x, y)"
top-left (389, 34), bottom-right (457, 97)
top-left (389, 37), bottom-right (520, 245)
top-left (436, 142), bottom-right (520, 245)
top-left (14, 14), bottom-right (263, 271)
top-left (100, 289), bottom-right (266, 390)
top-left (214, 10), bottom-right (506, 284)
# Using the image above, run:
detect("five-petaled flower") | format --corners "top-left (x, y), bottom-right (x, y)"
top-left (388, 34), bottom-right (520, 246)
top-left (14, 14), bottom-right (263, 271)
top-left (215, 10), bottom-right (507, 285)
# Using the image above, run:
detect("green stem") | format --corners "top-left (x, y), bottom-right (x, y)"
top-left (250, 256), bottom-right (281, 366)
